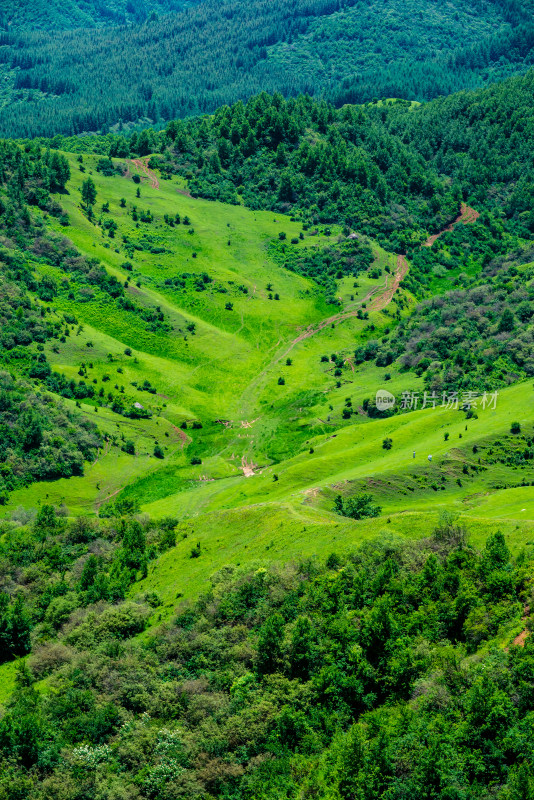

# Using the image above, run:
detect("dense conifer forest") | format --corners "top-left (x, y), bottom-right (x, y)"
top-left (1, 0), bottom-right (534, 137)
top-left (0, 0), bottom-right (197, 30)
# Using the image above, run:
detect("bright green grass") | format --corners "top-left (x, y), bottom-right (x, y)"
top-left (464, 486), bottom-right (534, 520)
top-left (3, 152), bottom-right (411, 513)
top-left (133, 501), bottom-right (534, 625)
top-left (0, 660), bottom-right (21, 706)
top-left (4, 153), bottom-right (534, 641)
top-left (139, 381), bottom-right (530, 517)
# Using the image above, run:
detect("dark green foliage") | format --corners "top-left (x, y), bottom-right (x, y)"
top-left (0, 507), bottom-right (182, 670)
top-left (120, 519), bottom-right (146, 571)
top-left (385, 71), bottom-right (534, 222)
top-left (161, 93), bottom-right (458, 250)
top-left (270, 237), bottom-right (373, 298)
top-left (0, 373), bottom-right (101, 494)
top-left (0, 526), bottom-right (532, 798)
top-left (0, 0), bottom-right (533, 138)
top-left (80, 177), bottom-right (97, 207)
top-left (189, 541), bottom-right (201, 558)
top-left (500, 307), bottom-right (516, 332)
top-left (334, 492), bottom-right (382, 519)
top-left (0, 594), bottom-right (31, 661)
top-left (0, 0), bottom-right (198, 30)
top-left (379, 255), bottom-right (534, 391)
top-left (257, 612), bottom-right (285, 675)
top-left (122, 439), bottom-right (135, 455)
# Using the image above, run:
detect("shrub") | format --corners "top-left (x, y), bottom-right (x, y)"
top-left (65, 603), bottom-right (150, 647)
top-left (334, 493), bottom-right (381, 519)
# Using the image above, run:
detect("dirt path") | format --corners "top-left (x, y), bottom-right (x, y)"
top-left (238, 202), bottom-right (479, 417)
top-left (423, 203), bottom-right (480, 247)
top-left (171, 424), bottom-right (190, 450)
top-left (371, 255), bottom-right (409, 311)
top-left (130, 158), bottom-right (160, 190)
top-left (511, 605), bottom-right (530, 648)
top-left (92, 437), bottom-right (111, 465)
top-left (96, 486), bottom-right (122, 509)
top-left (240, 272), bottom-right (392, 407)
top-left (277, 276), bottom-right (388, 360)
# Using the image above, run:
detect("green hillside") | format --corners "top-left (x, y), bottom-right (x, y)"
top-left (0, 0), bottom-right (197, 30)
top-left (1, 84), bottom-right (534, 620)
top-left (1, 0), bottom-right (534, 136)
top-left (1, 81), bottom-right (534, 799)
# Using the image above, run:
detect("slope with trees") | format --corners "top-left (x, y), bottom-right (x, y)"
top-left (0, 515), bottom-right (533, 799)
top-left (1, 0), bottom-right (534, 137)
top-left (0, 0), bottom-right (198, 31)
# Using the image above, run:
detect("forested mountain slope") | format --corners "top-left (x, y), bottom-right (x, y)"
top-left (0, 0), bottom-right (197, 31)
top-left (1, 0), bottom-right (534, 137)
top-left (2, 523), bottom-right (534, 800)
top-left (381, 69), bottom-right (534, 222)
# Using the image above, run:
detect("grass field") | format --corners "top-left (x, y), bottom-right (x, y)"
top-left (2, 152), bottom-right (533, 647)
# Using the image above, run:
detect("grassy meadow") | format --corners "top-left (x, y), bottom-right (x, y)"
top-left (3, 152), bottom-right (533, 645)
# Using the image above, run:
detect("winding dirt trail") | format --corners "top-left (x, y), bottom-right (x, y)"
top-left (171, 424), bottom-right (190, 450)
top-left (277, 203), bottom-right (479, 356)
top-left (281, 277), bottom-right (387, 356)
top-left (131, 158), bottom-right (160, 189)
top-left (371, 255), bottom-right (409, 311)
top-left (423, 203), bottom-right (480, 247)
top-left (239, 203), bottom-right (481, 415)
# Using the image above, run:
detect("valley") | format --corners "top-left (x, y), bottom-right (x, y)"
top-left (3, 147), bottom-right (533, 616)
top-left (0, 60), bottom-right (534, 800)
